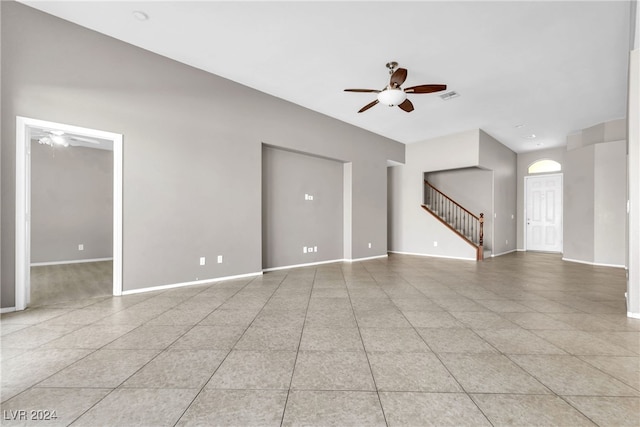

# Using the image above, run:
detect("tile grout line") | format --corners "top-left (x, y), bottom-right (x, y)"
top-left (279, 268), bottom-right (316, 427)
top-left (360, 258), bottom-right (497, 427)
top-left (171, 272), bottom-right (288, 427)
top-left (502, 352), bottom-right (613, 426)
top-left (57, 277), bottom-right (254, 426)
top-left (341, 262), bottom-right (391, 427)
top-left (574, 355), bottom-right (640, 393)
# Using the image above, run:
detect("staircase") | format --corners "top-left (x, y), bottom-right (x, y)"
top-left (422, 180), bottom-right (484, 261)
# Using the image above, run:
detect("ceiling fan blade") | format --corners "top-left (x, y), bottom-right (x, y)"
top-left (404, 84), bottom-right (447, 94)
top-left (390, 68), bottom-right (408, 88)
top-left (398, 99), bottom-right (414, 112)
top-left (69, 135), bottom-right (101, 144)
top-left (344, 88), bottom-right (380, 93)
top-left (358, 99), bottom-right (379, 113)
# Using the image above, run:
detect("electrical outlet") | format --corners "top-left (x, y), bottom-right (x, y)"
top-left (505, 240), bottom-right (508, 245)
top-left (217, 255), bottom-right (223, 264)
top-left (433, 241), bottom-right (438, 247)
top-left (314, 246), bottom-right (317, 252)
top-left (199, 257), bottom-right (206, 266)
top-left (78, 244), bottom-right (84, 251)
top-left (303, 246), bottom-right (308, 253)
top-left (368, 242), bottom-right (372, 249)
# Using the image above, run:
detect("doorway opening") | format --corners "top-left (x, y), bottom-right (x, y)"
top-left (524, 173), bottom-right (563, 252)
top-left (15, 117), bottom-right (123, 311)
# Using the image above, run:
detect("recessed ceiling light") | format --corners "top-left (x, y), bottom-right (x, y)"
top-left (524, 134), bottom-right (536, 139)
top-left (132, 11), bottom-right (149, 21)
top-left (515, 124), bottom-right (525, 128)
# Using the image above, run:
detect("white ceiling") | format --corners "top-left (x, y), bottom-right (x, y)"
top-left (20, 1), bottom-right (633, 153)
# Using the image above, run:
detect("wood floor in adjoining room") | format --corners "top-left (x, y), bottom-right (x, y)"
top-left (1, 252), bottom-right (638, 426)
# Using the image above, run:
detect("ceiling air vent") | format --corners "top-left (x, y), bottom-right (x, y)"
top-left (439, 91), bottom-right (460, 101)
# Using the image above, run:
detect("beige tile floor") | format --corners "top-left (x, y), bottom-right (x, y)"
top-left (30, 261), bottom-right (113, 307)
top-left (1, 252), bottom-right (639, 426)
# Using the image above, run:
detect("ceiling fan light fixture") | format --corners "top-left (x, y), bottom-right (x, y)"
top-left (377, 88), bottom-right (406, 106)
top-left (38, 136), bottom-right (52, 146)
top-left (38, 135), bottom-right (69, 148)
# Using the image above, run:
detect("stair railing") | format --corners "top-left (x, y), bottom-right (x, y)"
top-left (422, 180), bottom-right (484, 260)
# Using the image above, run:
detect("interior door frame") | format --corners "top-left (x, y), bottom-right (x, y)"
top-left (15, 116), bottom-right (124, 311)
top-left (524, 172), bottom-right (563, 252)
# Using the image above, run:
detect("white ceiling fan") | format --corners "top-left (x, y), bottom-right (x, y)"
top-left (31, 128), bottom-right (104, 148)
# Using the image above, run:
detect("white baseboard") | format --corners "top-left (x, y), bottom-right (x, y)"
top-left (628, 312), bottom-right (640, 319)
top-left (388, 251), bottom-right (475, 261)
top-left (121, 271), bottom-right (263, 295)
top-left (562, 257), bottom-right (625, 268)
top-left (1, 307), bottom-right (16, 314)
top-left (263, 255), bottom-right (388, 272)
top-left (491, 249), bottom-right (517, 257)
top-left (346, 254), bottom-right (388, 263)
top-left (263, 258), bottom-right (345, 272)
top-left (516, 248), bottom-right (526, 252)
top-left (31, 257), bottom-right (113, 267)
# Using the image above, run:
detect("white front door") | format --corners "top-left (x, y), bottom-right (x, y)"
top-left (525, 173), bottom-right (563, 252)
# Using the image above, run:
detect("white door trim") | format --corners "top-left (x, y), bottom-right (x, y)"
top-left (524, 172), bottom-right (563, 253)
top-left (15, 116), bottom-right (123, 311)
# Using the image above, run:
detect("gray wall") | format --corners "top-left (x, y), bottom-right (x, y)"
top-left (563, 120), bottom-right (627, 266)
top-left (262, 146), bottom-right (343, 269)
top-left (388, 129), bottom-right (516, 259)
top-left (568, 118), bottom-right (627, 149)
top-left (564, 145), bottom-right (596, 262)
top-left (0, 0), bottom-right (3, 298)
top-left (1, 3), bottom-right (404, 307)
top-left (478, 130), bottom-right (518, 256)
top-left (30, 142), bottom-right (113, 263)
top-left (628, 46), bottom-right (640, 316)
top-left (594, 140), bottom-right (627, 265)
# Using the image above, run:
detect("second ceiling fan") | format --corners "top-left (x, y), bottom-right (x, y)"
top-left (345, 61), bottom-right (447, 113)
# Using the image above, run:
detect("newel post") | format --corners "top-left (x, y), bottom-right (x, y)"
top-left (478, 213), bottom-right (484, 261)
